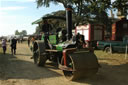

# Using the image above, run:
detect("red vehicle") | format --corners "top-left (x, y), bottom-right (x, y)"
top-left (112, 18), bottom-right (128, 41)
top-left (97, 18), bottom-right (128, 53)
top-left (75, 24), bottom-right (105, 47)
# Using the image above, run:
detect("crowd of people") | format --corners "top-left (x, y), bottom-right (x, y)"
top-left (0, 35), bottom-right (37, 55)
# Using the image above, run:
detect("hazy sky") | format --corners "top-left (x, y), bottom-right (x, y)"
top-left (0, 0), bottom-right (64, 36)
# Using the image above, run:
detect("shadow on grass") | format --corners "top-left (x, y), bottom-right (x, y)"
top-left (45, 61), bottom-right (58, 70)
top-left (0, 52), bottom-right (128, 85)
top-left (0, 53), bottom-right (62, 80)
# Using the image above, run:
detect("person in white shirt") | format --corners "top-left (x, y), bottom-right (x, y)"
top-left (2, 39), bottom-right (7, 54)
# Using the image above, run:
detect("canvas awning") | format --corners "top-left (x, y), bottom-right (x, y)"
top-left (31, 18), bottom-right (42, 25)
top-left (32, 16), bottom-right (66, 25)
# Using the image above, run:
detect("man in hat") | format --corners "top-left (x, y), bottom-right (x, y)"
top-left (10, 37), bottom-right (17, 55)
top-left (41, 20), bottom-right (53, 48)
top-left (41, 20), bottom-right (53, 34)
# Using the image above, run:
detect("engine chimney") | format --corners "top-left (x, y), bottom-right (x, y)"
top-left (66, 5), bottom-right (72, 40)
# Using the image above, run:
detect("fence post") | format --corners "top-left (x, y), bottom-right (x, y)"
top-left (110, 43), bottom-right (112, 53)
top-left (125, 45), bottom-right (127, 59)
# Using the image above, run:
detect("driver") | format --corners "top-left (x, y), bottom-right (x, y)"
top-left (41, 20), bottom-right (53, 34)
top-left (41, 20), bottom-right (53, 48)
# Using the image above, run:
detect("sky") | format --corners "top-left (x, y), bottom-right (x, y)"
top-left (0, 0), bottom-right (65, 36)
top-left (0, 0), bottom-right (123, 37)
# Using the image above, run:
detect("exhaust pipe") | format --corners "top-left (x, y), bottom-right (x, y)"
top-left (66, 5), bottom-right (72, 40)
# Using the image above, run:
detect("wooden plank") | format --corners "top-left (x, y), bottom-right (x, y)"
top-left (45, 49), bottom-right (58, 52)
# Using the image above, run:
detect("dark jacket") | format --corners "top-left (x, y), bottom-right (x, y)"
top-left (11, 38), bottom-right (17, 49)
top-left (41, 23), bottom-right (52, 33)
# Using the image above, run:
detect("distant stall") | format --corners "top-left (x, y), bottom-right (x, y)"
top-left (75, 23), bottom-right (105, 47)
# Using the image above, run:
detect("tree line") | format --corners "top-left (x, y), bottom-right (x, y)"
top-left (34, 0), bottom-right (128, 34)
top-left (15, 30), bottom-right (27, 36)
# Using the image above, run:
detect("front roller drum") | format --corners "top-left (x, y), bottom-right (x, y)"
top-left (61, 51), bottom-right (100, 80)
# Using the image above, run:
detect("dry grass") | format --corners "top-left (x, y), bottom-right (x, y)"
top-left (95, 50), bottom-right (128, 60)
top-left (95, 50), bottom-right (126, 58)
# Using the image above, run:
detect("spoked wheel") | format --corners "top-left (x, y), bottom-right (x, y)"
top-left (32, 42), bottom-right (39, 64)
top-left (61, 55), bottom-right (78, 80)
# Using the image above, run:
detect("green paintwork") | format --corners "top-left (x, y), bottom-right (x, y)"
top-left (41, 34), bottom-right (57, 44)
top-left (41, 35), bottom-right (44, 41)
top-left (41, 34), bottom-right (64, 51)
top-left (49, 35), bottom-right (57, 45)
top-left (56, 45), bottom-right (63, 51)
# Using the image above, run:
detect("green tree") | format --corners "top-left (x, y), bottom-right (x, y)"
top-left (15, 30), bottom-right (20, 35)
top-left (112, 0), bottom-right (128, 17)
top-left (21, 30), bottom-right (27, 36)
top-left (15, 30), bottom-right (27, 36)
top-left (35, 0), bottom-right (114, 33)
top-left (36, 0), bottom-right (68, 8)
top-left (36, 0), bottom-right (111, 22)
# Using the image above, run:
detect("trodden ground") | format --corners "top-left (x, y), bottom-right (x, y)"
top-left (0, 42), bottom-right (128, 85)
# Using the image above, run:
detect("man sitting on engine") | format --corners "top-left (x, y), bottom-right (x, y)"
top-left (75, 33), bottom-right (86, 48)
top-left (41, 20), bottom-right (52, 34)
top-left (41, 20), bottom-right (53, 48)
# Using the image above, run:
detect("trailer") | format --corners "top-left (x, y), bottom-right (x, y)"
top-left (112, 18), bottom-right (128, 41)
top-left (97, 18), bottom-right (128, 53)
top-left (75, 24), bottom-right (105, 47)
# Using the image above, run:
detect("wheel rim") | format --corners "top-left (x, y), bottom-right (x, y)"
top-left (33, 42), bottom-right (39, 64)
top-left (61, 55), bottom-right (75, 80)
top-left (105, 47), bottom-right (111, 53)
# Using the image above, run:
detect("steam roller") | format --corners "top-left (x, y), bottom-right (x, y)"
top-left (31, 4), bottom-right (100, 80)
top-left (32, 39), bottom-right (100, 80)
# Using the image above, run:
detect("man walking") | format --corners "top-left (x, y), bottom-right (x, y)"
top-left (10, 37), bottom-right (17, 55)
top-left (2, 39), bottom-right (7, 54)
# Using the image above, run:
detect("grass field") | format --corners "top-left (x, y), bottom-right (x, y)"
top-left (95, 50), bottom-right (126, 58)
top-left (95, 49), bottom-right (128, 61)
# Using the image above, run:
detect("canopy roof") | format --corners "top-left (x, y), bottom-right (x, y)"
top-left (31, 18), bottom-right (42, 25)
top-left (32, 16), bottom-right (66, 25)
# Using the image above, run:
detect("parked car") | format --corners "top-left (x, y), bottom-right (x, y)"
top-left (97, 36), bottom-right (128, 53)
